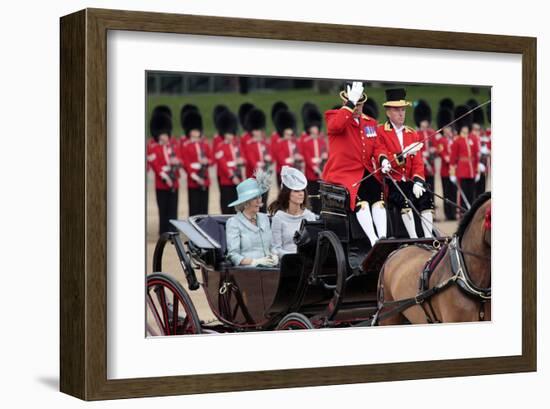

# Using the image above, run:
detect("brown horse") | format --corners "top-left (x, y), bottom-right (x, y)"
top-left (377, 192), bottom-right (491, 325)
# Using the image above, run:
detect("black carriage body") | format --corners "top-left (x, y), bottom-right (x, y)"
top-left (150, 182), bottom-right (441, 333)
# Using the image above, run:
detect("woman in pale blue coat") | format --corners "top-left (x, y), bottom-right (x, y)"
top-left (226, 170), bottom-right (278, 267)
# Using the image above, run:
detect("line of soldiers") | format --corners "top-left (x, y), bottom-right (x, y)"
top-left (147, 101), bottom-right (328, 235)
top-left (147, 86), bottom-right (491, 238)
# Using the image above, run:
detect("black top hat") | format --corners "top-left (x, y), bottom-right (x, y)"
top-left (303, 104), bottom-right (323, 132)
top-left (182, 111), bottom-right (203, 137)
top-left (436, 108), bottom-right (454, 130)
top-left (238, 103), bottom-right (255, 130)
top-left (413, 99), bottom-right (432, 126)
top-left (454, 105), bottom-right (473, 132)
top-left (216, 110), bottom-right (238, 137)
top-left (274, 110), bottom-right (296, 136)
top-left (152, 105), bottom-right (172, 119)
top-left (339, 82), bottom-right (367, 104)
top-left (363, 98), bottom-right (379, 119)
top-left (439, 98), bottom-right (455, 111)
top-left (383, 88), bottom-right (411, 107)
top-left (150, 112), bottom-right (173, 142)
top-left (271, 101), bottom-right (289, 123)
top-left (244, 108), bottom-right (266, 132)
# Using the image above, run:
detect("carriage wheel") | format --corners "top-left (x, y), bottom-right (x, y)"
top-left (276, 313), bottom-right (314, 330)
top-left (147, 273), bottom-right (202, 335)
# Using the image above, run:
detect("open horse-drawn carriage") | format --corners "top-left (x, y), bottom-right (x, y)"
top-left (147, 182), bottom-right (491, 336)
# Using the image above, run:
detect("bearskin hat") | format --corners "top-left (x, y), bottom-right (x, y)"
top-left (215, 110), bottom-right (238, 136)
top-left (303, 105), bottom-right (323, 132)
top-left (363, 98), bottom-right (379, 119)
top-left (180, 104), bottom-right (199, 130)
top-left (238, 102), bottom-right (255, 130)
top-left (182, 111), bottom-right (203, 137)
top-left (436, 108), bottom-right (454, 130)
top-left (213, 104), bottom-right (229, 127)
top-left (150, 112), bottom-right (172, 142)
top-left (152, 105), bottom-right (172, 119)
top-left (439, 98), bottom-right (455, 111)
top-left (244, 108), bottom-right (266, 132)
top-left (466, 99), bottom-right (485, 125)
top-left (274, 110), bottom-right (296, 136)
top-left (271, 101), bottom-right (289, 123)
top-left (454, 104), bottom-right (473, 132)
top-left (413, 100), bottom-right (432, 127)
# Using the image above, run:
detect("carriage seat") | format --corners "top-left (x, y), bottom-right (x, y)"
top-left (195, 214), bottom-right (275, 266)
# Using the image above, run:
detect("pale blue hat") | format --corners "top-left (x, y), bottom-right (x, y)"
top-left (228, 177), bottom-right (269, 207)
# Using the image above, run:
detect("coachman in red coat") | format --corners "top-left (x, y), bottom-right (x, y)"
top-left (377, 88), bottom-right (434, 239)
top-left (321, 81), bottom-right (390, 245)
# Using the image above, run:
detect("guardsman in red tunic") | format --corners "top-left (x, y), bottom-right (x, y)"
top-left (147, 105), bottom-right (174, 173)
top-left (238, 102), bottom-right (255, 148)
top-left (450, 105), bottom-right (479, 217)
top-left (322, 82), bottom-right (390, 245)
top-left (436, 107), bottom-right (457, 221)
top-left (214, 110), bottom-right (245, 214)
top-left (377, 88), bottom-right (434, 238)
top-left (272, 110), bottom-right (304, 186)
top-left (241, 108), bottom-right (271, 212)
top-left (149, 112), bottom-right (180, 235)
top-left (301, 104), bottom-right (327, 214)
top-left (269, 101), bottom-right (288, 157)
top-left (212, 104), bottom-right (230, 154)
top-left (414, 100), bottom-right (437, 207)
top-left (180, 110), bottom-right (213, 216)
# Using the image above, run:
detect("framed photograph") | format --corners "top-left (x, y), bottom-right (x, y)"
top-left (60, 8), bottom-right (536, 400)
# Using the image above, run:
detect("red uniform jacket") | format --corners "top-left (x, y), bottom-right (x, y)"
top-left (450, 134), bottom-right (479, 179)
top-left (150, 142), bottom-right (181, 190)
top-left (417, 128), bottom-right (437, 177)
top-left (272, 137), bottom-right (303, 174)
top-left (146, 138), bottom-right (158, 173)
top-left (214, 140), bottom-right (245, 186)
top-left (301, 134), bottom-right (328, 181)
top-left (436, 135), bottom-right (451, 178)
top-left (376, 122), bottom-right (425, 182)
top-left (241, 137), bottom-right (272, 178)
top-left (269, 131), bottom-right (281, 155)
top-left (321, 108), bottom-right (386, 209)
top-left (180, 138), bottom-right (213, 189)
top-left (212, 133), bottom-right (224, 154)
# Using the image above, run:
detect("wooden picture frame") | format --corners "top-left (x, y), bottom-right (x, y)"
top-left (60, 8), bottom-right (536, 400)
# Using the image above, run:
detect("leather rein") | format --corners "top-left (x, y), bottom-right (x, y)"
top-left (369, 235), bottom-right (491, 326)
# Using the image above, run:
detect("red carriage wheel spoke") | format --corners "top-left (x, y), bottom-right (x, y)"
top-left (147, 293), bottom-right (166, 335)
top-left (172, 293), bottom-right (179, 335)
top-left (156, 286), bottom-right (171, 335)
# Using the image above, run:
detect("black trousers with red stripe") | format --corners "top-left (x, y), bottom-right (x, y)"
top-left (156, 188), bottom-right (178, 235)
top-left (457, 178), bottom-right (476, 218)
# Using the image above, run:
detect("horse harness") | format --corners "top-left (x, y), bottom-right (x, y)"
top-left (373, 236), bottom-right (491, 325)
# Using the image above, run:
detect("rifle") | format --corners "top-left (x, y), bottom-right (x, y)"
top-left (232, 141), bottom-right (245, 181)
top-left (166, 141), bottom-right (180, 192)
top-left (196, 141), bottom-right (209, 191)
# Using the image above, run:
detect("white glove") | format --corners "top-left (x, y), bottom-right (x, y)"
top-left (381, 158), bottom-right (392, 174)
top-left (475, 173), bottom-right (480, 182)
top-left (403, 142), bottom-right (424, 157)
top-left (480, 145), bottom-right (490, 155)
top-left (478, 163), bottom-right (486, 173)
top-left (346, 81), bottom-right (364, 105)
top-left (251, 256), bottom-right (277, 267)
top-left (413, 181), bottom-right (425, 199)
top-left (450, 175), bottom-right (457, 184)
